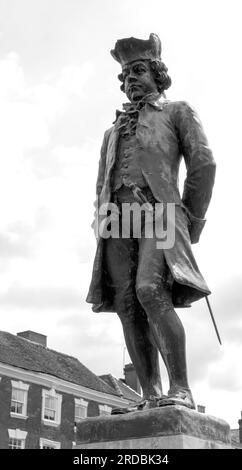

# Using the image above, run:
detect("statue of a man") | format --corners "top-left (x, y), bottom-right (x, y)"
top-left (86, 34), bottom-right (216, 412)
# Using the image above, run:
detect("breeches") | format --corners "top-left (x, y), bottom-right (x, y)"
top-left (104, 187), bottom-right (173, 320)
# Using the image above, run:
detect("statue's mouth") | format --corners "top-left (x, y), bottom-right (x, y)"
top-left (129, 84), bottom-right (144, 96)
top-left (129, 84), bottom-right (142, 91)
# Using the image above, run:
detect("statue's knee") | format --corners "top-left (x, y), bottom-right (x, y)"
top-left (136, 281), bottom-right (173, 314)
top-left (117, 309), bottom-right (137, 325)
top-left (136, 283), bottom-right (158, 306)
top-left (115, 291), bottom-right (138, 324)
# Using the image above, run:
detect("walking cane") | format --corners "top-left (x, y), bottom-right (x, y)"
top-left (205, 296), bottom-right (222, 345)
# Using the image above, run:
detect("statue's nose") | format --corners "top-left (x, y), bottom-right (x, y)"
top-left (127, 74), bottom-right (138, 83)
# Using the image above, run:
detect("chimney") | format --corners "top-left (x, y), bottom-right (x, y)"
top-left (197, 405), bottom-right (206, 413)
top-left (124, 363), bottom-right (141, 394)
top-left (17, 330), bottom-right (47, 347)
top-left (238, 411), bottom-right (242, 443)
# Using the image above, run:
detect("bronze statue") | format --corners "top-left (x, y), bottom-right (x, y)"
top-left (86, 34), bottom-right (216, 412)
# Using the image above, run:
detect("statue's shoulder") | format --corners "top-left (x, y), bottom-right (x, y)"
top-left (102, 126), bottom-right (114, 143)
top-left (162, 99), bottom-right (193, 112)
top-left (105, 125), bottom-right (114, 135)
top-left (162, 100), bottom-right (198, 123)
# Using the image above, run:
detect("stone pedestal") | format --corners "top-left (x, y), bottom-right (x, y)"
top-left (75, 405), bottom-right (232, 449)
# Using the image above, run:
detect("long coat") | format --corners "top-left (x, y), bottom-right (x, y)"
top-left (86, 99), bottom-right (216, 311)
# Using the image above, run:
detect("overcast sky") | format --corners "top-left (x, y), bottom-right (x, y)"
top-left (0, 0), bottom-right (241, 428)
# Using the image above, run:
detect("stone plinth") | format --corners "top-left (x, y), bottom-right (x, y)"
top-left (75, 405), bottom-right (232, 449)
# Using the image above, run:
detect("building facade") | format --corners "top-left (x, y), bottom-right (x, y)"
top-left (0, 330), bottom-right (139, 449)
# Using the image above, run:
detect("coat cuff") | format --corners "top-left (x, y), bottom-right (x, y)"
top-left (187, 212), bottom-right (206, 244)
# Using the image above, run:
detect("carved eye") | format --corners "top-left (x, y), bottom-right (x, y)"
top-left (134, 65), bottom-right (146, 75)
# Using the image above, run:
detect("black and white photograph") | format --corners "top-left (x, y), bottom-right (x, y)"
top-left (0, 0), bottom-right (241, 457)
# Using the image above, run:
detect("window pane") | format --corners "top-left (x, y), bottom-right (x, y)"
top-left (12, 389), bottom-right (24, 401)
top-left (44, 395), bottom-right (57, 421)
top-left (12, 389), bottom-right (18, 400)
top-left (100, 410), bottom-right (110, 416)
top-left (46, 396), bottom-right (56, 409)
top-left (10, 401), bottom-right (23, 414)
top-left (44, 409), bottom-right (56, 420)
top-left (75, 405), bottom-right (86, 419)
top-left (17, 402), bottom-right (23, 414)
top-left (9, 439), bottom-right (23, 449)
top-left (11, 389), bottom-right (26, 415)
top-left (17, 390), bottom-right (25, 401)
top-left (10, 403), bottom-right (16, 413)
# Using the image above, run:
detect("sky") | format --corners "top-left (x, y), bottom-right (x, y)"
top-left (0, 0), bottom-right (241, 428)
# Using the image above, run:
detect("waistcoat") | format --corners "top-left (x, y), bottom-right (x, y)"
top-left (112, 134), bottom-right (147, 191)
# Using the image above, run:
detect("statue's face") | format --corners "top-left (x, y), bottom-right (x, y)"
top-left (122, 60), bottom-right (158, 103)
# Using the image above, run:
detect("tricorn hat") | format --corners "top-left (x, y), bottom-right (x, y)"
top-left (111, 33), bottom-right (162, 67)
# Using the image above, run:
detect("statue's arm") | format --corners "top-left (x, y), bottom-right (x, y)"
top-left (92, 129), bottom-right (110, 238)
top-left (174, 101), bottom-right (216, 243)
top-left (96, 129), bottom-right (110, 196)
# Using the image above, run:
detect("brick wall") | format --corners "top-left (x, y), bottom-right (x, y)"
top-left (0, 374), bottom-right (104, 449)
top-left (87, 400), bottom-right (100, 417)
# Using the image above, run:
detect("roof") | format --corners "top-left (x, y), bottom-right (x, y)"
top-left (0, 331), bottom-right (118, 397)
top-left (99, 374), bottom-right (141, 403)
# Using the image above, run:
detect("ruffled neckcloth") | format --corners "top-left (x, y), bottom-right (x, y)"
top-left (115, 92), bottom-right (163, 137)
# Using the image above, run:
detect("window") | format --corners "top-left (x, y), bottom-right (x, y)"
top-left (40, 438), bottom-right (61, 449)
top-left (42, 389), bottom-right (62, 426)
top-left (8, 429), bottom-right (27, 449)
top-left (98, 404), bottom-right (112, 416)
top-left (44, 395), bottom-right (57, 421)
top-left (11, 389), bottom-right (25, 414)
top-left (9, 438), bottom-right (24, 449)
top-left (10, 381), bottom-right (29, 418)
top-left (74, 398), bottom-right (88, 422)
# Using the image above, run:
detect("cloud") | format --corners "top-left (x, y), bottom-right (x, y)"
top-left (175, 282), bottom-right (242, 396)
top-left (0, 0), bottom-right (241, 430)
top-left (0, 53), bottom-right (96, 175)
top-left (0, 52), bottom-right (25, 99)
top-left (0, 283), bottom-right (82, 309)
top-left (54, 309), bottom-right (125, 377)
top-left (28, 62), bottom-right (95, 126)
top-left (213, 276), bottom-right (242, 322)
top-left (209, 276), bottom-right (242, 345)
top-left (0, 228), bottom-right (32, 259)
top-left (171, 297), bottom-right (237, 393)
top-left (0, 207), bottom-right (51, 263)
top-left (27, 143), bottom-right (98, 180)
top-left (208, 344), bottom-right (242, 392)
top-left (0, 53), bottom-right (49, 178)
top-left (58, 63), bottom-right (95, 98)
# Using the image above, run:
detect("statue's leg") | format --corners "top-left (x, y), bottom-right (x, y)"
top-left (136, 237), bottom-right (195, 408)
top-left (104, 236), bottom-right (163, 401)
top-left (117, 303), bottom-right (163, 400)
